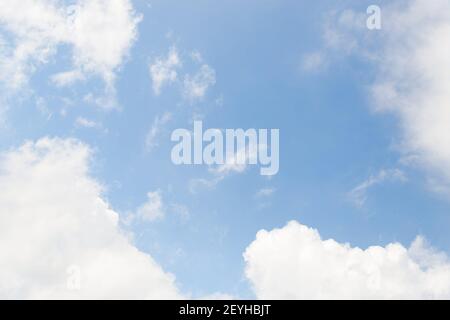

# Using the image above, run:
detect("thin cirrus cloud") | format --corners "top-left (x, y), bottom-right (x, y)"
top-left (348, 169), bottom-right (407, 208)
top-left (149, 46), bottom-right (182, 96)
top-left (244, 221), bottom-right (450, 299)
top-left (145, 112), bottom-right (173, 151)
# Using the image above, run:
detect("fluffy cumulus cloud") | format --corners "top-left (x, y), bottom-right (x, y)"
top-left (244, 221), bottom-right (450, 299)
top-left (0, 137), bottom-right (182, 299)
top-left (255, 188), bottom-right (276, 199)
top-left (0, 0), bottom-right (140, 96)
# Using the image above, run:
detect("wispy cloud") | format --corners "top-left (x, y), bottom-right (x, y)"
top-left (189, 144), bottom-right (268, 194)
top-left (183, 64), bottom-right (216, 103)
top-left (255, 187), bottom-right (276, 198)
top-left (51, 70), bottom-right (85, 87)
top-left (189, 176), bottom-right (224, 194)
top-left (301, 51), bottom-right (327, 72)
top-left (149, 47), bottom-right (181, 95)
top-left (348, 169), bottom-right (407, 208)
top-left (136, 190), bottom-right (165, 222)
top-left (145, 112), bottom-right (172, 151)
top-left (75, 117), bottom-right (102, 129)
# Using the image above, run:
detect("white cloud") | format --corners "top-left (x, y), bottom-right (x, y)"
top-left (322, 9), bottom-right (365, 54)
top-left (36, 97), bottom-right (53, 120)
top-left (211, 155), bottom-right (247, 176)
top-left (244, 221), bottom-right (450, 299)
top-left (301, 51), bottom-right (327, 72)
top-left (254, 187), bottom-right (276, 210)
top-left (83, 91), bottom-right (118, 110)
top-left (51, 70), bottom-right (85, 87)
top-left (188, 176), bottom-right (224, 194)
top-left (75, 117), bottom-right (101, 130)
top-left (190, 50), bottom-right (203, 63)
top-left (255, 188), bottom-right (276, 198)
top-left (145, 112), bottom-right (172, 151)
top-left (300, 9), bottom-right (367, 73)
top-left (348, 169), bottom-right (407, 208)
top-left (190, 144), bottom-right (263, 194)
top-left (368, 0), bottom-right (450, 190)
top-left (315, 0), bottom-right (450, 192)
top-left (149, 47), bottom-right (181, 95)
top-left (148, 46), bottom-right (216, 103)
top-left (136, 190), bottom-right (166, 222)
top-left (125, 192), bottom-right (188, 224)
top-left (183, 64), bottom-right (216, 102)
top-left (0, 137), bottom-right (181, 299)
top-left (210, 144), bottom-right (261, 177)
top-left (170, 203), bottom-right (190, 221)
top-left (0, 0), bottom-right (141, 105)
top-left (68, 0), bottom-right (140, 80)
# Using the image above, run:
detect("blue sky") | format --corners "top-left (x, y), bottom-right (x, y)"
top-left (1, 0), bottom-right (450, 299)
